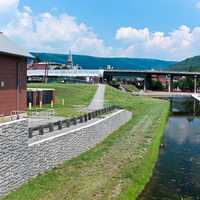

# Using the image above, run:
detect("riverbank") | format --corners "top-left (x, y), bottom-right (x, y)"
top-left (2, 85), bottom-right (169, 200)
top-left (105, 86), bottom-right (170, 199)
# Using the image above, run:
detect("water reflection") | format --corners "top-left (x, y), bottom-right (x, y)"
top-left (138, 97), bottom-right (200, 200)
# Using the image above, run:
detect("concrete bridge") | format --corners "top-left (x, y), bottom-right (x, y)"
top-left (104, 70), bottom-right (200, 93)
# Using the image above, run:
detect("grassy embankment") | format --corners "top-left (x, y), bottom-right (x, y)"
top-left (28, 83), bottom-right (97, 117)
top-left (121, 84), bottom-right (139, 92)
top-left (2, 85), bottom-right (169, 200)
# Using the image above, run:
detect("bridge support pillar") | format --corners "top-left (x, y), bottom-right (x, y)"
top-left (144, 75), bottom-right (147, 92)
top-left (144, 74), bottom-right (151, 92)
top-left (168, 74), bottom-right (173, 92)
top-left (194, 75), bottom-right (197, 93)
top-left (193, 99), bottom-right (196, 116)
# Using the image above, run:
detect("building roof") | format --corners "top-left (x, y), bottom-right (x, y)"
top-left (0, 32), bottom-right (33, 58)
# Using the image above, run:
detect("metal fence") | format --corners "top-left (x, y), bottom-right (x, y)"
top-left (28, 105), bottom-right (121, 138)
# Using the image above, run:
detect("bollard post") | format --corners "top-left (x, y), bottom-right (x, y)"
top-left (66, 119), bottom-right (70, 127)
top-left (49, 123), bottom-right (54, 132)
top-left (51, 100), bottom-right (54, 108)
top-left (72, 118), bottom-right (77, 125)
top-left (58, 121), bottom-right (62, 130)
top-left (79, 116), bottom-right (84, 123)
top-left (28, 128), bottom-right (33, 138)
top-left (62, 99), bottom-right (65, 106)
top-left (88, 113), bottom-right (92, 120)
top-left (92, 111), bottom-right (95, 118)
top-left (84, 114), bottom-right (88, 122)
top-left (39, 126), bottom-right (44, 135)
top-left (39, 101), bottom-right (42, 109)
top-left (29, 102), bottom-right (32, 110)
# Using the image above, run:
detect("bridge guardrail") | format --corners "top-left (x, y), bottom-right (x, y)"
top-left (28, 105), bottom-right (122, 139)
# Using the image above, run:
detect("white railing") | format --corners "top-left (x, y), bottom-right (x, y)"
top-left (27, 69), bottom-right (104, 77)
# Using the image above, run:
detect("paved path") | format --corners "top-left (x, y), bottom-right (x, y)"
top-left (28, 116), bottom-right (65, 128)
top-left (192, 94), bottom-right (200, 101)
top-left (132, 91), bottom-right (195, 98)
top-left (88, 84), bottom-right (105, 111)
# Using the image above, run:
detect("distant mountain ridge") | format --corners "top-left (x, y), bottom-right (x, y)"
top-left (170, 56), bottom-right (200, 72)
top-left (31, 52), bottom-right (176, 70)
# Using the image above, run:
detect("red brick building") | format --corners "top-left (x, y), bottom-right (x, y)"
top-left (0, 33), bottom-right (33, 116)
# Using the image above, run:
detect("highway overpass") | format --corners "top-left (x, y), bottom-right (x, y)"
top-left (104, 70), bottom-right (200, 93)
top-left (28, 69), bottom-right (200, 93)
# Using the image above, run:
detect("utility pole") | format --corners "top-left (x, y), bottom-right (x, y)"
top-left (44, 61), bottom-right (48, 83)
top-left (16, 62), bottom-right (20, 119)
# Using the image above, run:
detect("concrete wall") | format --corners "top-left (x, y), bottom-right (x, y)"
top-left (0, 109), bottom-right (132, 197)
top-left (0, 119), bottom-right (29, 197)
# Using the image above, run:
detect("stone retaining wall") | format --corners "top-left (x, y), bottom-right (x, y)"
top-left (0, 109), bottom-right (132, 197)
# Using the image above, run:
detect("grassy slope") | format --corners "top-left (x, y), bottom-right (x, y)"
top-left (105, 86), bottom-right (169, 199)
top-left (121, 84), bottom-right (139, 92)
top-left (2, 86), bottom-right (169, 200)
top-left (28, 83), bottom-right (97, 117)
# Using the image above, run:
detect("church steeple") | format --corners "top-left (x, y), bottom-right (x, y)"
top-left (67, 50), bottom-right (73, 69)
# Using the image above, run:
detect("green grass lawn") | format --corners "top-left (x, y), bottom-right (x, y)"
top-left (28, 83), bottom-right (97, 117)
top-left (2, 85), bottom-right (169, 200)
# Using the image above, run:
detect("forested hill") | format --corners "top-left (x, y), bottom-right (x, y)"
top-left (170, 56), bottom-right (200, 72)
top-left (31, 52), bottom-right (176, 70)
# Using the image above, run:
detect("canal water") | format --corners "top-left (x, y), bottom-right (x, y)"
top-left (138, 97), bottom-right (200, 200)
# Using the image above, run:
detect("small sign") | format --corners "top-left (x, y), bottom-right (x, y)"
top-left (0, 81), bottom-right (5, 87)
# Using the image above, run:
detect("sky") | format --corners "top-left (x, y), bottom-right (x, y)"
top-left (1, 0), bottom-right (200, 60)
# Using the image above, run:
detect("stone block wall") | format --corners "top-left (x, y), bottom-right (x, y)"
top-left (0, 109), bottom-right (132, 197)
top-left (0, 119), bottom-right (29, 197)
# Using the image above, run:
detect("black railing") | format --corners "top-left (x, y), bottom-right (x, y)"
top-left (28, 105), bottom-right (122, 138)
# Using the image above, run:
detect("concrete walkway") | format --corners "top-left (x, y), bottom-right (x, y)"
top-left (132, 91), bottom-right (195, 98)
top-left (88, 84), bottom-right (105, 111)
top-left (192, 94), bottom-right (200, 101)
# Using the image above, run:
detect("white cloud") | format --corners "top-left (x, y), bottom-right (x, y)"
top-left (115, 25), bottom-right (200, 60)
top-left (2, 2), bottom-right (200, 60)
top-left (116, 27), bottom-right (150, 43)
top-left (3, 6), bottom-right (113, 56)
top-left (0, 0), bottom-right (19, 13)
